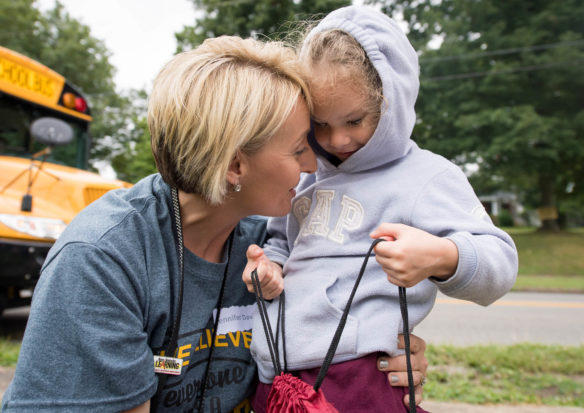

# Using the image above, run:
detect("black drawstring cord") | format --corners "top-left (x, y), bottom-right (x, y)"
top-left (400, 286), bottom-right (417, 413)
top-left (251, 269), bottom-right (283, 376)
top-left (251, 239), bottom-right (417, 413)
top-left (196, 231), bottom-right (234, 412)
top-left (313, 238), bottom-right (385, 391)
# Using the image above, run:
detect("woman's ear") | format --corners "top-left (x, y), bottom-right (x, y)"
top-left (226, 151), bottom-right (244, 186)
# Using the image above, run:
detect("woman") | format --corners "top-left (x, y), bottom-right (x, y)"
top-left (1, 36), bottom-right (426, 413)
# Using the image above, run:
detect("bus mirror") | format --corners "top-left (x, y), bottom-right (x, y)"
top-left (30, 117), bottom-right (74, 147)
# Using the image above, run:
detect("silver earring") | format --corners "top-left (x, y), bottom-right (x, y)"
top-left (234, 183), bottom-right (241, 192)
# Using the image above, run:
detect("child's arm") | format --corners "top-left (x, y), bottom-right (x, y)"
top-left (242, 244), bottom-right (284, 300)
top-left (371, 166), bottom-right (518, 306)
top-left (370, 223), bottom-right (459, 287)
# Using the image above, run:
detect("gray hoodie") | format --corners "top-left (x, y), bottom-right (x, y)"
top-left (251, 5), bottom-right (518, 383)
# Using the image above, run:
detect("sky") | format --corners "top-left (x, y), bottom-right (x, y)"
top-left (37, 0), bottom-right (198, 91)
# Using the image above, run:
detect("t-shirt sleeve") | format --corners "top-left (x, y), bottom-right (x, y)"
top-left (2, 242), bottom-right (157, 412)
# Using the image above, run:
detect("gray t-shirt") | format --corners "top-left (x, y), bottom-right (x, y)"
top-left (2, 174), bottom-right (267, 413)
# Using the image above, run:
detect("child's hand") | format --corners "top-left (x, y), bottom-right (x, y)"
top-left (242, 244), bottom-right (284, 300)
top-left (370, 223), bottom-right (459, 287)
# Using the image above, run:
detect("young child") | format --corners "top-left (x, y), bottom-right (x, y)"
top-left (245, 6), bottom-right (518, 412)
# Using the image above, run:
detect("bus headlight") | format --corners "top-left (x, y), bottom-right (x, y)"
top-left (0, 214), bottom-right (67, 240)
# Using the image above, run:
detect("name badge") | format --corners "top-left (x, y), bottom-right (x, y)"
top-left (154, 355), bottom-right (183, 375)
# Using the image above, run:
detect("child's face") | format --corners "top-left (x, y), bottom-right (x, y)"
top-left (311, 82), bottom-right (378, 162)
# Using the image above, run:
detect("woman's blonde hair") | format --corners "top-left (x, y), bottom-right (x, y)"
top-left (148, 36), bottom-right (311, 204)
top-left (299, 29), bottom-right (382, 118)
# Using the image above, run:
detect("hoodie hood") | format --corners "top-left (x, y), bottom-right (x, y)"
top-left (304, 6), bottom-right (419, 173)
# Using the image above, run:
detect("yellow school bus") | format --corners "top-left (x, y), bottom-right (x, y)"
top-left (0, 46), bottom-right (131, 314)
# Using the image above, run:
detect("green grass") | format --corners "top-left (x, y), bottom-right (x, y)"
top-left (9, 342), bottom-right (579, 407)
top-left (513, 275), bottom-right (584, 292)
top-left (502, 228), bottom-right (584, 292)
top-left (0, 339), bottom-right (19, 367)
top-left (426, 343), bottom-right (584, 407)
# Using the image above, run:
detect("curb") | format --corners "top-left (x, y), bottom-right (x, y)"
top-left (422, 400), bottom-right (584, 412)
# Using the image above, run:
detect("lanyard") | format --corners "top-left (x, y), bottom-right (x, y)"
top-left (152, 187), bottom-right (235, 413)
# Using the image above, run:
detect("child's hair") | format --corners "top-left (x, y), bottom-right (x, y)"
top-left (298, 29), bottom-right (383, 117)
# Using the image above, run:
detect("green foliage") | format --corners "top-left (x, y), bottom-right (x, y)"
top-left (0, 0), bottom-right (148, 177)
top-left (0, 339), bottom-right (20, 366)
top-left (368, 0), bottom-right (584, 230)
top-left (175, 0), bottom-right (351, 50)
top-left (110, 90), bottom-right (158, 183)
top-left (426, 344), bottom-right (584, 406)
top-left (497, 209), bottom-right (514, 227)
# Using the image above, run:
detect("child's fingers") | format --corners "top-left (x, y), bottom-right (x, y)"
top-left (370, 222), bottom-right (400, 240)
top-left (245, 244), bottom-right (264, 261)
top-left (255, 260), bottom-right (284, 300)
top-left (242, 244), bottom-right (266, 293)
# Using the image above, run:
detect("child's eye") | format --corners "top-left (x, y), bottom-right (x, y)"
top-left (348, 118), bottom-right (363, 126)
top-left (313, 121), bottom-right (327, 128)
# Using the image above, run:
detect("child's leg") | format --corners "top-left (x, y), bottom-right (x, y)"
top-left (296, 353), bottom-right (429, 413)
top-left (250, 381), bottom-right (271, 413)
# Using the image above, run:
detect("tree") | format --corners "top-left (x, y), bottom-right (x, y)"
top-left (175, 0), bottom-right (351, 51)
top-left (110, 89), bottom-right (158, 183)
top-left (369, 0), bottom-right (584, 230)
top-left (0, 0), bottom-right (142, 175)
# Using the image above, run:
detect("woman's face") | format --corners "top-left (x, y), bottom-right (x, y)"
top-left (239, 97), bottom-right (316, 217)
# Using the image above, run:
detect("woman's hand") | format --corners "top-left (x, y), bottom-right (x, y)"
top-left (371, 223), bottom-right (459, 287)
top-left (242, 244), bottom-right (284, 300)
top-left (377, 334), bottom-right (428, 406)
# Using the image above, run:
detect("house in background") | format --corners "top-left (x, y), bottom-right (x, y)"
top-left (479, 191), bottom-right (527, 226)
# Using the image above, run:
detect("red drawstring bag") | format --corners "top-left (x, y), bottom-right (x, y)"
top-left (251, 239), bottom-right (418, 413)
top-left (266, 374), bottom-right (339, 413)
top-left (251, 271), bottom-right (339, 413)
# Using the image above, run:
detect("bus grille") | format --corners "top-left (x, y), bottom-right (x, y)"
top-left (83, 187), bottom-right (111, 206)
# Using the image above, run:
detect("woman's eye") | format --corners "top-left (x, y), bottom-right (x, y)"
top-left (313, 121), bottom-right (327, 128)
top-left (294, 147), bottom-right (307, 156)
top-left (348, 118), bottom-right (363, 126)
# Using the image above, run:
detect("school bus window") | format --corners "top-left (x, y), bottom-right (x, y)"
top-left (0, 94), bottom-right (85, 168)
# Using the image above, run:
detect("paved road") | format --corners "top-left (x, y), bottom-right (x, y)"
top-left (415, 291), bottom-right (584, 346)
top-left (415, 291), bottom-right (584, 412)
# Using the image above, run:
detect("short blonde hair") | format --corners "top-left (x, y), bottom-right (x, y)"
top-left (149, 36), bottom-right (312, 204)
